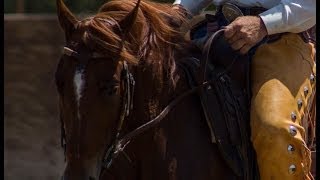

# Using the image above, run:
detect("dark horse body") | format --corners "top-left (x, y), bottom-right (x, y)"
top-left (56, 0), bottom-right (237, 179)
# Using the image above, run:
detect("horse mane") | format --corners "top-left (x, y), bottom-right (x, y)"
top-left (80, 0), bottom-right (188, 84)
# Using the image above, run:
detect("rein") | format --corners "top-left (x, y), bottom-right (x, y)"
top-left (61, 29), bottom-right (226, 172)
top-left (102, 80), bottom-right (212, 168)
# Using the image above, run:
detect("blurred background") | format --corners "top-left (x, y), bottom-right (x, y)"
top-left (4, 0), bottom-right (181, 180)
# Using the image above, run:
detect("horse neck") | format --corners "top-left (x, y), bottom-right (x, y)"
top-left (120, 51), bottom-right (225, 179)
top-left (126, 42), bottom-right (197, 129)
top-left (127, 65), bottom-right (171, 129)
top-left (114, 43), bottom-right (237, 179)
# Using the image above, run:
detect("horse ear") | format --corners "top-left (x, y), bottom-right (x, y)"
top-left (118, 0), bottom-right (141, 38)
top-left (56, 0), bottom-right (79, 37)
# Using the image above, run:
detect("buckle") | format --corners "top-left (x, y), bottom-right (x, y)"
top-left (221, 3), bottom-right (244, 23)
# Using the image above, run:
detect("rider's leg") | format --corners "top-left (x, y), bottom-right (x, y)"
top-left (250, 33), bottom-right (315, 180)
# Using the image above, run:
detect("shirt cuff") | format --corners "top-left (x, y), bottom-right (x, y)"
top-left (258, 5), bottom-right (285, 35)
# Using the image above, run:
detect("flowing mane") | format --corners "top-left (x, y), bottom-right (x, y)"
top-left (80, 0), bottom-right (188, 81)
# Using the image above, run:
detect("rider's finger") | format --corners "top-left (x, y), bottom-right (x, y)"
top-left (239, 44), bottom-right (252, 54)
top-left (227, 32), bottom-right (243, 44)
top-left (231, 38), bottom-right (246, 50)
top-left (224, 25), bottom-right (236, 39)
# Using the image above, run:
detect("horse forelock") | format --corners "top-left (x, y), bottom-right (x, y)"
top-left (79, 0), bottom-right (188, 85)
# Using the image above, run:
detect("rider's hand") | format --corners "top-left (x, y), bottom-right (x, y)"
top-left (224, 16), bottom-right (268, 54)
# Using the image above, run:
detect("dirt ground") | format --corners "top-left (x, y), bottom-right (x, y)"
top-left (4, 15), bottom-right (65, 180)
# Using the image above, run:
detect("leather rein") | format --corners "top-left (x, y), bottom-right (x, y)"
top-left (60, 29), bottom-right (226, 171)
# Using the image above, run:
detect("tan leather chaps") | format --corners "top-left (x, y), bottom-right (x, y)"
top-left (250, 33), bottom-right (316, 180)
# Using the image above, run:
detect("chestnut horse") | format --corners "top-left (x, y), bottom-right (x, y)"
top-left (55, 0), bottom-right (238, 179)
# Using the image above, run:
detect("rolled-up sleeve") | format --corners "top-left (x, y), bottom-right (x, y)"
top-left (259, 0), bottom-right (316, 35)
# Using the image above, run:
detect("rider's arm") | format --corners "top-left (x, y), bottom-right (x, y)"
top-left (259, 0), bottom-right (316, 35)
top-left (173, 0), bottom-right (212, 15)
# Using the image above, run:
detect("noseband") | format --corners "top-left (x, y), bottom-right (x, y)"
top-left (60, 29), bottom-right (226, 176)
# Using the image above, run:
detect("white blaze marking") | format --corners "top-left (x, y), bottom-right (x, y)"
top-left (74, 68), bottom-right (85, 119)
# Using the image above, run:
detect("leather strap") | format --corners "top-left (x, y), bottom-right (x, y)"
top-left (105, 80), bottom-right (212, 167)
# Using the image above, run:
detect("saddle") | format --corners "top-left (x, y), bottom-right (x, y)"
top-left (177, 11), bottom-right (260, 180)
top-left (179, 6), bottom-right (317, 178)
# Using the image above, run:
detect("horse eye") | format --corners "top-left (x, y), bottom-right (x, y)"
top-left (107, 86), bottom-right (119, 96)
top-left (98, 81), bottom-right (119, 96)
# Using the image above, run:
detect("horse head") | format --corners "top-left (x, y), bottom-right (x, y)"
top-left (56, 0), bottom-right (141, 179)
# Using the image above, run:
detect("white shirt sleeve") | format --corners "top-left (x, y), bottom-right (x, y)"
top-left (258, 0), bottom-right (316, 35)
top-left (173, 0), bottom-right (213, 15)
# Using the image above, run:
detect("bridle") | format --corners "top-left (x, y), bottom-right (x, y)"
top-left (59, 29), bottom-right (226, 176)
top-left (61, 46), bottom-right (136, 166)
